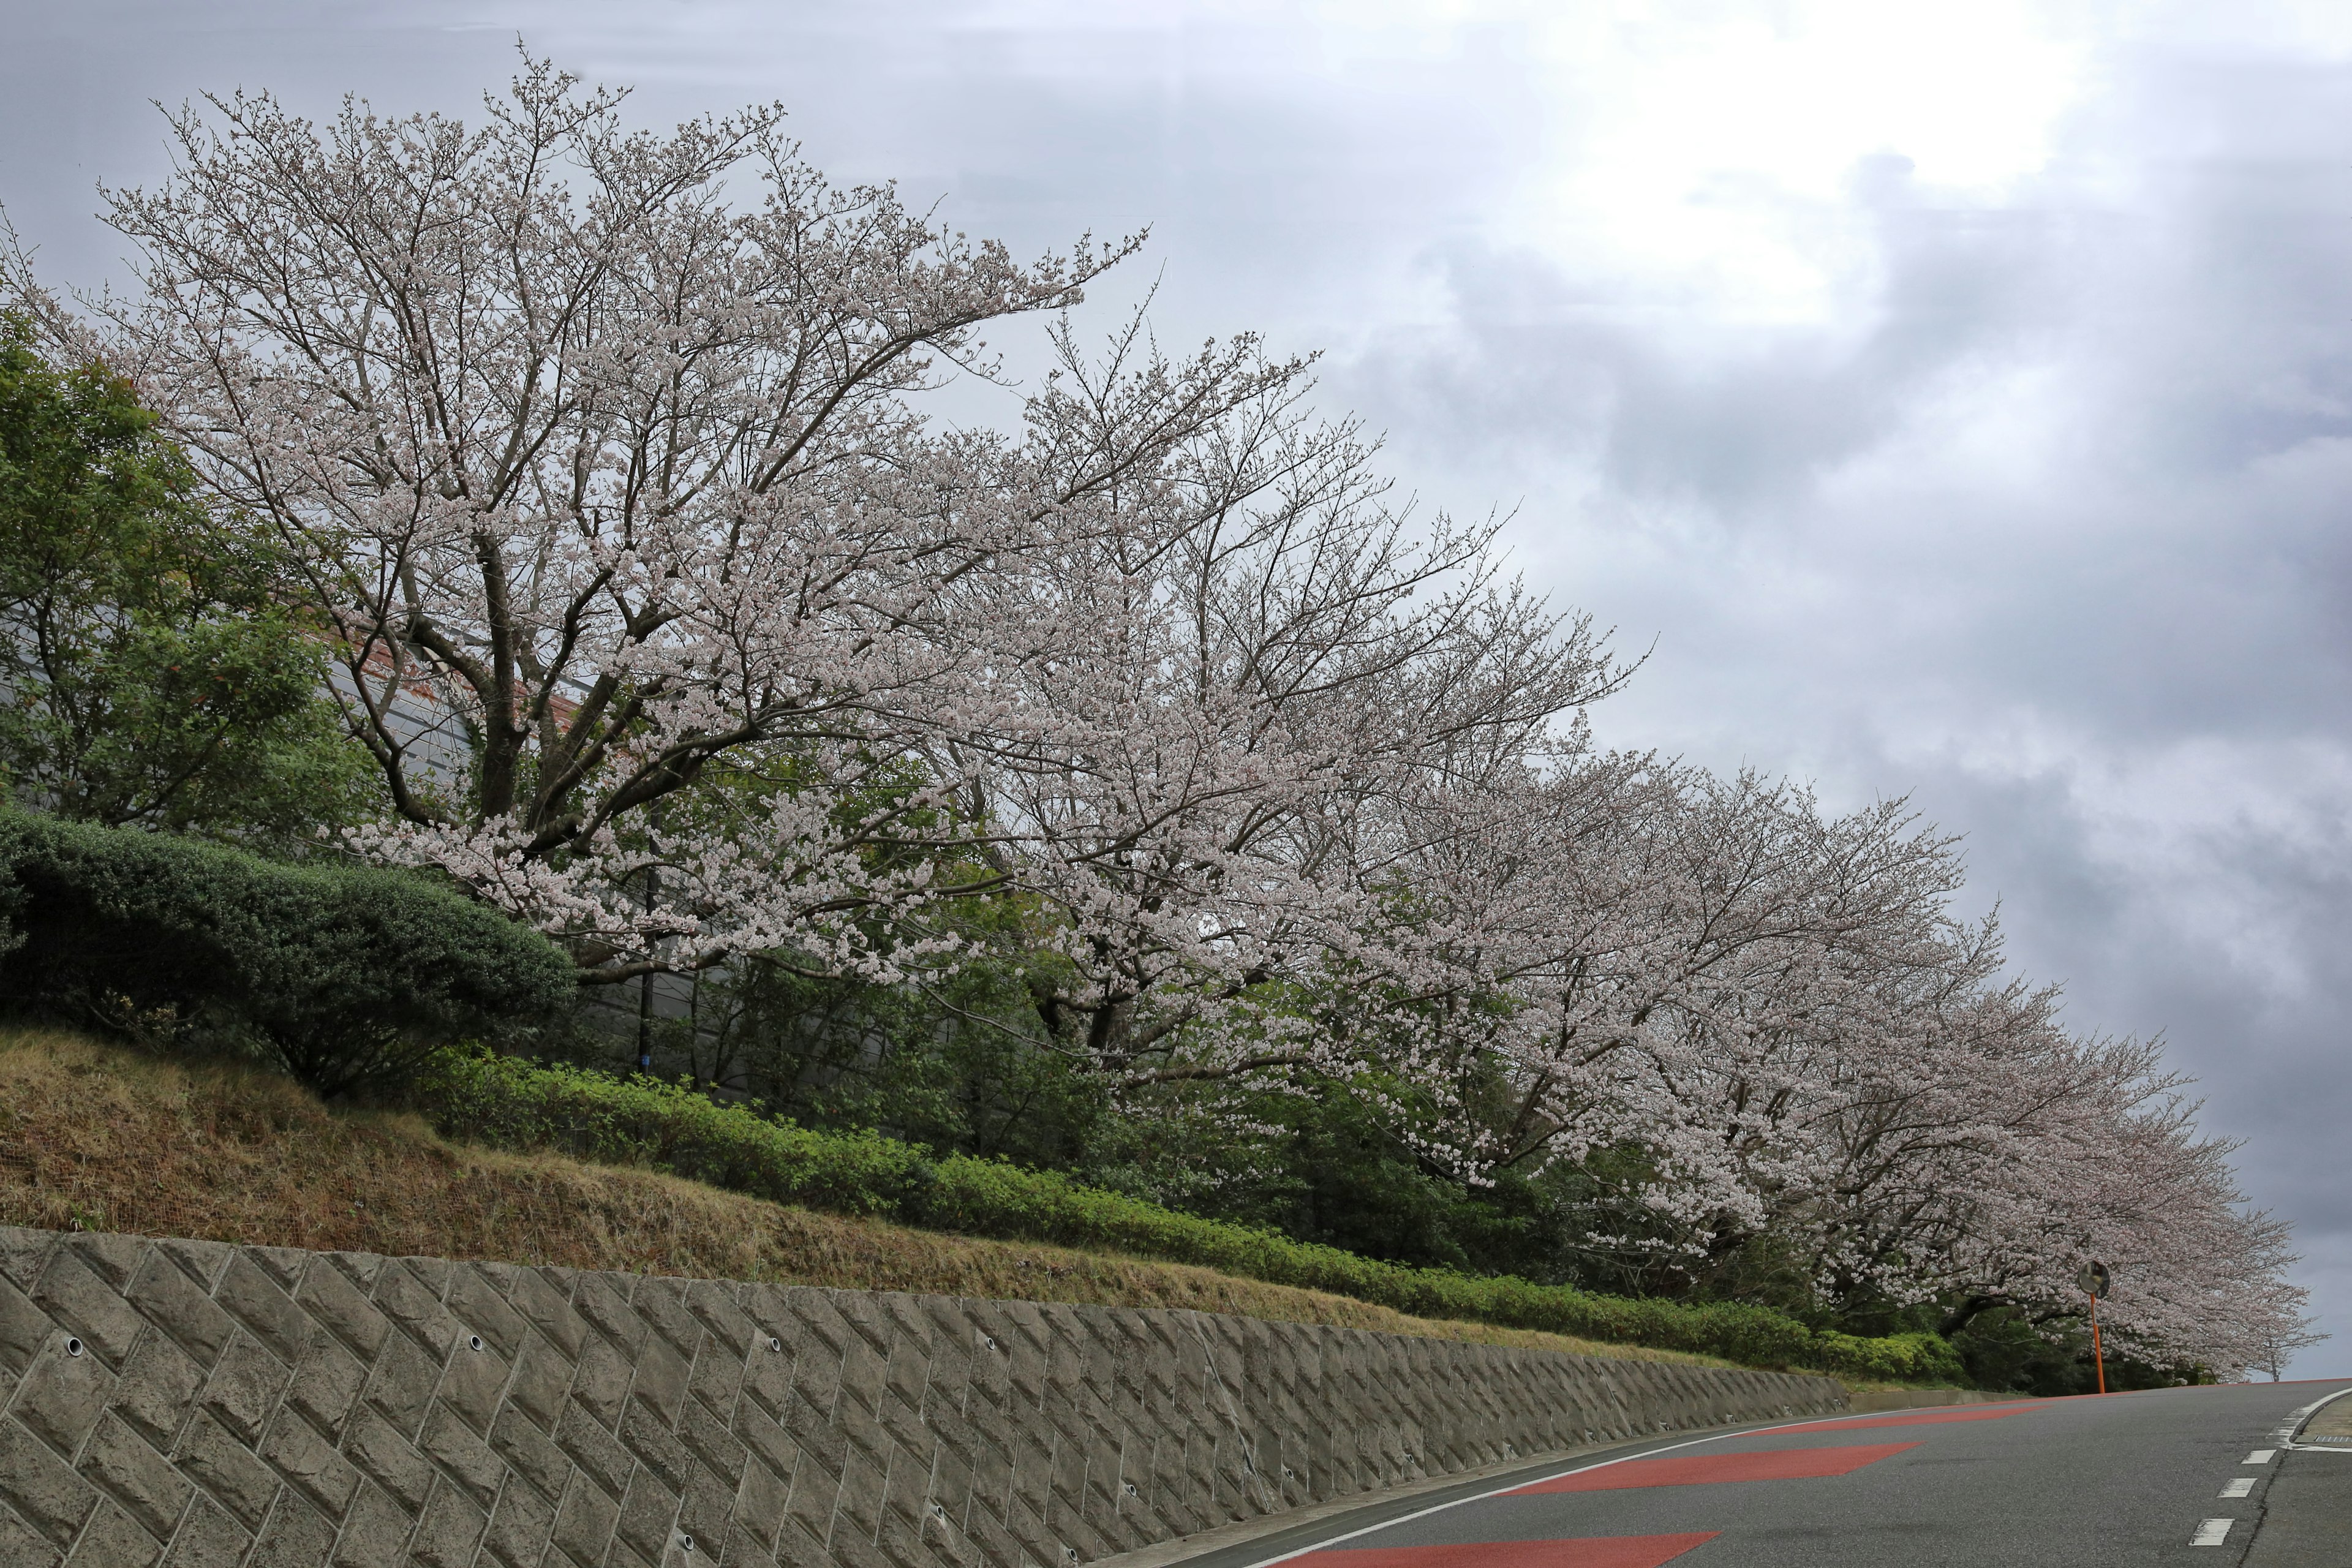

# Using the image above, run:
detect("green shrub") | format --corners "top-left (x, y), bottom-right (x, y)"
top-left (0, 812), bottom-right (575, 1098)
top-left (423, 1051), bottom-right (1966, 1384)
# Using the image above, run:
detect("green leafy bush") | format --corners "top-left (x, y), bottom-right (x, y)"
top-left (0, 812), bottom-right (575, 1098)
top-left (423, 1051), bottom-right (1966, 1384)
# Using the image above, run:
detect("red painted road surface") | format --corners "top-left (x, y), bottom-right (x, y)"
top-left (1295, 1538), bottom-right (1720, 1568)
top-left (1500, 1442), bottom-right (1920, 1494)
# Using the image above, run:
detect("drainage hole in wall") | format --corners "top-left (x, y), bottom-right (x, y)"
top-left (62, 1336), bottom-right (83, 1358)
top-left (766, 1336), bottom-right (782, 1352)
top-left (468, 1335), bottom-right (485, 1353)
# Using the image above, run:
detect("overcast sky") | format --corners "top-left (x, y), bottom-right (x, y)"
top-left (6, 0), bottom-right (2348, 1376)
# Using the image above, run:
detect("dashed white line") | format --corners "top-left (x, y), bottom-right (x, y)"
top-left (2244, 1450), bottom-right (2275, 1465)
top-left (2219, 1479), bottom-right (2255, 1498)
top-left (2191, 1518), bottom-right (2234, 1547)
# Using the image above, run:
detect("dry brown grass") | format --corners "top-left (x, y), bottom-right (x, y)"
top-left (0, 1029), bottom-right (1741, 1371)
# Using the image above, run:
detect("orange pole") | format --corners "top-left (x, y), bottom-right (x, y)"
top-left (2090, 1294), bottom-right (2107, 1395)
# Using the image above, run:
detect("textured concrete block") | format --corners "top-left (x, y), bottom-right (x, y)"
top-left (615, 1465), bottom-right (682, 1565)
top-left (245, 1491), bottom-right (337, 1568)
top-left (123, 1254), bottom-right (236, 1375)
top-left (325, 1482), bottom-right (409, 1568)
top-left (550, 1471), bottom-right (622, 1567)
top-left (677, 1464), bottom-right (734, 1556)
top-left (80, 1410), bottom-right (192, 1540)
top-left (356, 1329), bottom-right (439, 1444)
top-left (63, 1495), bottom-right (162, 1568)
top-left (292, 1264), bottom-right (390, 1366)
top-left (620, 1399), bottom-right (698, 1495)
top-left (257, 1406), bottom-right (360, 1520)
top-left (511, 1270), bottom-right (592, 1363)
top-left (0, 1496), bottom-right (65, 1568)
top-left (158, 1493), bottom-right (251, 1568)
top-left (445, 1269), bottom-right (531, 1362)
top-left (0, 1278), bottom-right (62, 1377)
top-left (198, 1333), bottom-right (289, 1447)
top-left (12, 1335), bottom-right (121, 1459)
top-left (417, 1401), bottom-right (505, 1510)
top-left (554, 1400), bottom-right (635, 1504)
top-left (0, 1414), bottom-right (100, 1545)
top-left (629, 1278), bottom-right (704, 1363)
top-left (434, 1335), bottom-right (512, 1436)
top-left (570, 1336), bottom-right (635, 1431)
top-left (284, 1338), bottom-right (366, 1445)
top-left (213, 1256), bottom-right (312, 1370)
top-left (734, 1439), bottom-right (793, 1551)
top-left (686, 1282), bottom-right (758, 1360)
top-left (630, 1333), bottom-right (693, 1430)
top-left (0, 1228), bottom-right (58, 1294)
top-left (31, 1253), bottom-right (145, 1374)
top-left (679, 1395), bottom-right (747, 1488)
top-left (172, 1410), bottom-right (282, 1531)
top-left (63, 1237), bottom-right (148, 1294)
top-left (110, 1330), bottom-right (204, 1454)
top-left (571, 1276), bottom-right (647, 1361)
top-left (340, 1408), bottom-right (437, 1516)
top-left (481, 1476), bottom-right (556, 1568)
top-left (504, 1335), bottom-right (574, 1436)
top-left (368, 1264), bottom-right (461, 1363)
top-left (404, 1479), bottom-right (487, 1568)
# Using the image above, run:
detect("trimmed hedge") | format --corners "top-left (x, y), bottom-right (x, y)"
top-left (0, 812), bottom-right (576, 1098)
top-left (423, 1051), bottom-right (1965, 1384)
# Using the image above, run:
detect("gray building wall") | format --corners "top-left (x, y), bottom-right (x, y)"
top-left (0, 1225), bottom-right (1846, 1568)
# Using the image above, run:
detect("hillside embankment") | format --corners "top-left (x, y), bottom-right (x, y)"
top-left (0, 1030), bottom-right (1774, 1374)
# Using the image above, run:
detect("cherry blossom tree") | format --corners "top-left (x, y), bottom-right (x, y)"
top-left (952, 319), bottom-right (1624, 1088)
top-left (1332, 761), bottom-right (2315, 1376)
top-left (42, 56), bottom-right (1150, 982)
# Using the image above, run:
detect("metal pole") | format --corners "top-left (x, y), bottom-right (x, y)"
top-left (2090, 1292), bottom-right (2107, 1395)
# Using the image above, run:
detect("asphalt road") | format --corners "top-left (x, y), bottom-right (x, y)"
top-left (1169, 1381), bottom-right (2352, 1568)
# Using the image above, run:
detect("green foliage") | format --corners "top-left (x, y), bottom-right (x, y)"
top-left (1948, 1305), bottom-right (2204, 1395)
top-left (1075, 1068), bottom-right (1706, 1295)
top-left (423, 1050), bottom-right (1966, 1384)
top-left (0, 812), bottom-right (576, 1098)
top-left (0, 315), bottom-right (372, 843)
top-left (645, 951), bottom-right (1107, 1171)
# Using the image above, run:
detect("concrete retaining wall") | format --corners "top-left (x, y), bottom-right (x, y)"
top-left (0, 1225), bottom-right (1845, 1568)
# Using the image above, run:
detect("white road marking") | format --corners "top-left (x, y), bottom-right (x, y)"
top-left (2220, 1479), bottom-right (2254, 1498)
top-left (2244, 1450), bottom-right (2275, 1464)
top-left (2191, 1518), bottom-right (2234, 1547)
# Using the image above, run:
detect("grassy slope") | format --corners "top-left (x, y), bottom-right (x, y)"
top-left (0, 1030), bottom-right (1765, 1374)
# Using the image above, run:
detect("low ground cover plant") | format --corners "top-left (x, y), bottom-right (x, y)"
top-left (423, 1049), bottom-right (1964, 1384)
